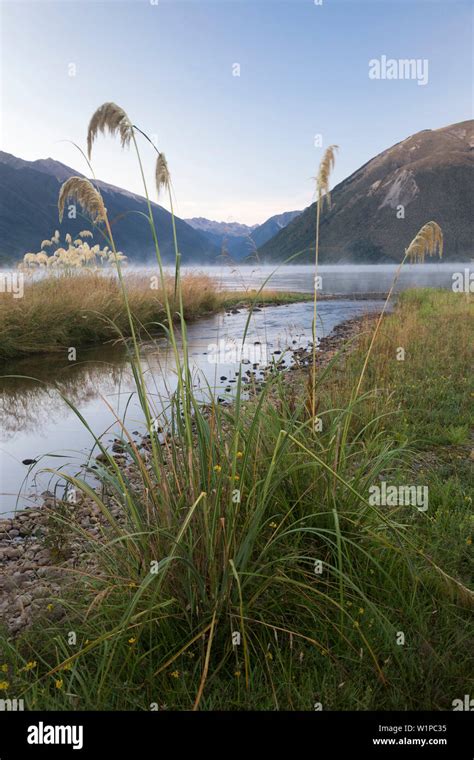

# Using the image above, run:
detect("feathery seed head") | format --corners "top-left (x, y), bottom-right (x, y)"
top-left (155, 152), bottom-right (171, 198)
top-left (87, 102), bottom-right (133, 159)
top-left (58, 177), bottom-right (107, 224)
top-left (406, 221), bottom-right (443, 264)
top-left (316, 145), bottom-right (338, 208)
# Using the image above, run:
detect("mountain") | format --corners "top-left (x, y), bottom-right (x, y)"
top-left (183, 218), bottom-right (257, 237)
top-left (185, 210), bottom-right (302, 260)
top-left (258, 120), bottom-right (474, 263)
top-left (0, 152), bottom-right (219, 264)
top-left (251, 210), bottom-right (303, 249)
top-left (183, 217), bottom-right (257, 260)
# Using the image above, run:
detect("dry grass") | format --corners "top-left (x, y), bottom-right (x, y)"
top-left (406, 220), bottom-right (443, 263)
top-left (0, 271), bottom-right (220, 360)
top-left (315, 144), bottom-right (338, 208)
top-left (310, 144), bottom-right (338, 423)
top-left (87, 102), bottom-right (133, 159)
top-left (155, 152), bottom-right (171, 197)
top-left (58, 177), bottom-right (107, 224)
top-left (0, 272), bottom-right (312, 360)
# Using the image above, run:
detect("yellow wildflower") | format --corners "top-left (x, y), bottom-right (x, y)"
top-left (0, 681), bottom-right (9, 690)
top-left (213, 464), bottom-right (222, 473)
top-left (170, 670), bottom-right (180, 679)
top-left (55, 679), bottom-right (63, 689)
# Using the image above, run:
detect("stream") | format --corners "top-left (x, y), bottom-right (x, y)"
top-left (0, 263), bottom-right (464, 516)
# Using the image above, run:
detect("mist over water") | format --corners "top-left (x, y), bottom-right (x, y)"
top-left (1, 262), bottom-right (467, 295)
top-left (177, 263), bottom-right (469, 293)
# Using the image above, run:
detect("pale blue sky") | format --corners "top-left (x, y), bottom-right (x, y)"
top-left (0, 0), bottom-right (472, 224)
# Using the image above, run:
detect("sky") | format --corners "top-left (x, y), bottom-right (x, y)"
top-left (0, 0), bottom-right (472, 225)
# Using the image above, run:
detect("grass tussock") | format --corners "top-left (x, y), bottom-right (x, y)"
top-left (1, 101), bottom-right (471, 713)
top-left (0, 273), bottom-right (313, 361)
top-left (0, 272), bottom-right (220, 360)
top-left (2, 289), bottom-right (472, 711)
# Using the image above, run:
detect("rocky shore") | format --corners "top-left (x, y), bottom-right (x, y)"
top-left (0, 310), bottom-right (379, 636)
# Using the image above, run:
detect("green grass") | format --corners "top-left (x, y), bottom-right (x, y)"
top-left (1, 288), bottom-right (472, 711)
top-left (220, 290), bottom-right (313, 308)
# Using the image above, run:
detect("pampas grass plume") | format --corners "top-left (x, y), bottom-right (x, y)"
top-left (155, 152), bottom-right (171, 198)
top-left (406, 221), bottom-right (443, 263)
top-left (87, 102), bottom-right (133, 159)
top-left (316, 145), bottom-right (338, 208)
top-left (58, 177), bottom-right (107, 225)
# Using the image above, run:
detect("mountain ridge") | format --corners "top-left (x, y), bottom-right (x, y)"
top-left (185, 209), bottom-right (303, 260)
top-left (0, 152), bottom-right (219, 264)
top-left (258, 120), bottom-right (474, 263)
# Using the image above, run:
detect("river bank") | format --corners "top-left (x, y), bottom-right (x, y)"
top-left (0, 310), bottom-right (375, 635)
top-left (0, 296), bottom-right (386, 515)
top-left (1, 288), bottom-right (472, 711)
top-left (0, 270), bottom-right (317, 362)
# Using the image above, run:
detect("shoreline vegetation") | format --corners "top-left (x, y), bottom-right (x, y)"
top-left (0, 269), bottom-right (389, 362)
top-left (0, 288), bottom-right (472, 709)
top-left (0, 271), bottom-right (317, 361)
top-left (0, 101), bottom-right (470, 712)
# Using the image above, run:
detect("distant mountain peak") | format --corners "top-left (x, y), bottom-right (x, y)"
top-left (258, 119), bottom-right (474, 263)
top-left (184, 210), bottom-right (303, 260)
top-left (184, 217), bottom-right (257, 236)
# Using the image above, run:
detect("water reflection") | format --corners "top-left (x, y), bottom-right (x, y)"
top-left (0, 346), bottom-right (131, 435)
top-left (0, 298), bottom-right (385, 515)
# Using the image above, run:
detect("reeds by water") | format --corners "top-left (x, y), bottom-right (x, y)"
top-left (1, 105), bottom-right (471, 713)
